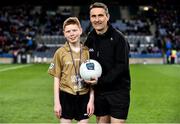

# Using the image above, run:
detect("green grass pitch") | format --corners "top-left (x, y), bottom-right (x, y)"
top-left (0, 64), bottom-right (180, 123)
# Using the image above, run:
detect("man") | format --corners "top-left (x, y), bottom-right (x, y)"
top-left (84, 2), bottom-right (131, 123)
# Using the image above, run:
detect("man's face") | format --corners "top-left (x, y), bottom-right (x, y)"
top-left (90, 8), bottom-right (109, 33)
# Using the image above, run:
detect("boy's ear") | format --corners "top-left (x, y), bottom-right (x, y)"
top-left (63, 30), bottom-right (65, 36)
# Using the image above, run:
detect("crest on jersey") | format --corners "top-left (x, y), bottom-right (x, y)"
top-left (49, 63), bottom-right (55, 69)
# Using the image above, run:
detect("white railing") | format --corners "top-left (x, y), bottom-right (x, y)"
top-left (35, 35), bottom-right (154, 48)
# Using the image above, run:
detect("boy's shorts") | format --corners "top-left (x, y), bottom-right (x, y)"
top-left (60, 91), bottom-right (89, 121)
top-left (94, 90), bottom-right (130, 119)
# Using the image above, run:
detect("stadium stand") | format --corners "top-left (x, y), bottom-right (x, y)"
top-left (0, 4), bottom-right (180, 64)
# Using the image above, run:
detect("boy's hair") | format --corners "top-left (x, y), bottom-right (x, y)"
top-left (89, 2), bottom-right (109, 16)
top-left (63, 17), bottom-right (81, 31)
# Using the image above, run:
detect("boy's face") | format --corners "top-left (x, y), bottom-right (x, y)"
top-left (63, 24), bottom-right (82, 44)
top-left (90, 8), bottom-right (109, 33)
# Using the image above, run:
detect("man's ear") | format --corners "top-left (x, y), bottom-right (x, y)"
top-left (80, 27), bottom-right (83, 35)
top-left (107, 14), bottom-right (110, 21)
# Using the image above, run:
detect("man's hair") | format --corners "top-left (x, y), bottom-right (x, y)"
top-left (89, 2), bottom-right (109, 16)
top-left (63, 17), bottom-right (81, 30)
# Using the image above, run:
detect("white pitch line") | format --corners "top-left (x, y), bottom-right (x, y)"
top-left (0, 64), bottom-right (33, 72)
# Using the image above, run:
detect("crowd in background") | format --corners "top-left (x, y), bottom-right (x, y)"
top-left (0, 4), bottom-right (180, 63)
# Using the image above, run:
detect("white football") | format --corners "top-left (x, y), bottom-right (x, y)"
top-left (80, 59), bottom-right (102, 80)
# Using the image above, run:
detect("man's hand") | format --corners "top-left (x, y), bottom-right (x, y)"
top-left (84, 77), bottom-right (98, 85)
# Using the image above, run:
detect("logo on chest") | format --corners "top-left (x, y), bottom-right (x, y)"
top-left (89, 48), bottom-right (94, 52)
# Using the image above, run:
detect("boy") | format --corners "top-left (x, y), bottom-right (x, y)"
top-left (48, 17), bottom-right (94, 124)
